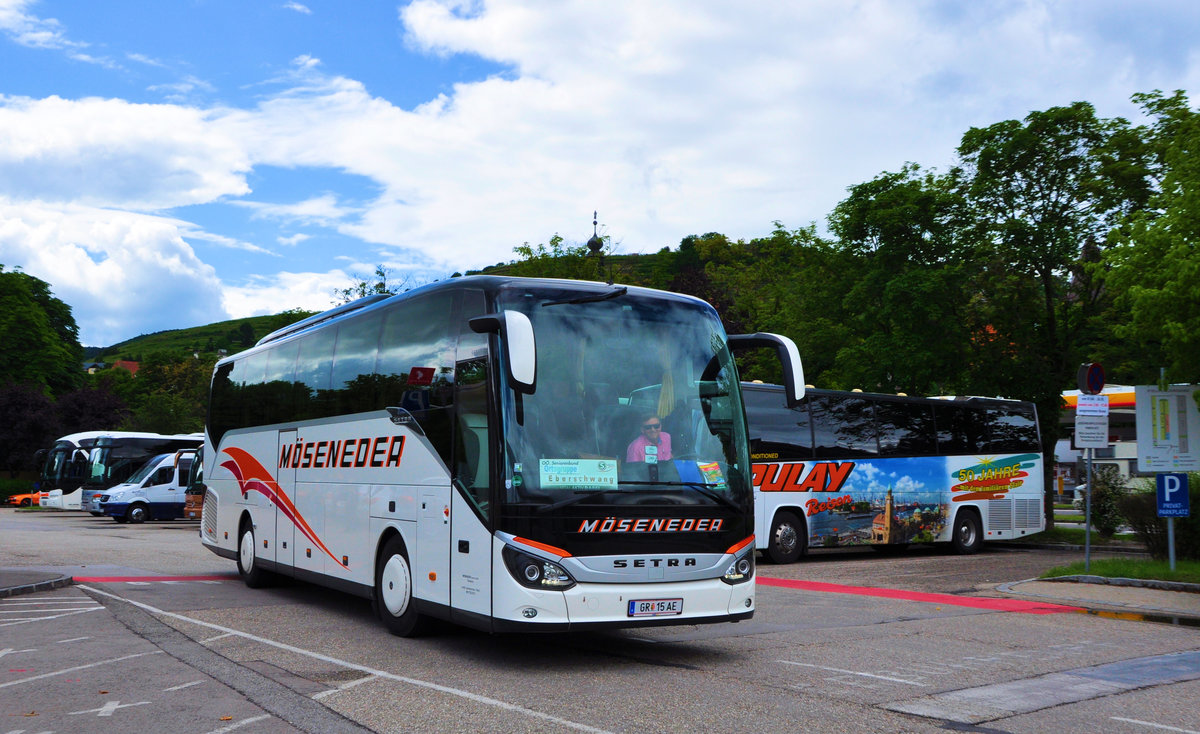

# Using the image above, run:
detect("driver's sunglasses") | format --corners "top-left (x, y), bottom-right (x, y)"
top-left (642, 423), bottom-right (661, 431)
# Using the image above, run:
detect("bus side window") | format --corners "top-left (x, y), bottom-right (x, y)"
top-left (745, 389), bottom-right (813, 460)
top-left (295, 328), bottom-right (336, 421)
top-left (812, 395), bottom-right (878, 458)
top-left (980, 404), bottom-right (1040, 452)
top-left (876, 401), bottom-right (937, 456)
top-left (331, 312), bottom-right (385, 415)
top-left (454, 290), bottom-right (490, 518)
top-left (934, 403), bottom-right (979, 454)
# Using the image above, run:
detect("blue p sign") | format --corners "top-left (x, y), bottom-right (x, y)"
top-left (1157, 473), bottom-right (1190, 518)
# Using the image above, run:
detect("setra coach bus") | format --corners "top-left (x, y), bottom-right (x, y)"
top-left (744, 383), bottom-right (1044, 563)
top-left (200, 276), bottom-right (803, 635)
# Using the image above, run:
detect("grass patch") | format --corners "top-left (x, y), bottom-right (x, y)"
top-left (1041, 557), bottom-right (1200, 585)
top-left (1054, 503), bottom-right (1074, 510)
top-left (1054, 514), bottom-right (1086, 523)
top-left (1010, 527), bottom-right (1138, 546)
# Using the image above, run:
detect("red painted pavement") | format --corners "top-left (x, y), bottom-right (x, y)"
top-left (757, 576), bottom-right (1081, 614)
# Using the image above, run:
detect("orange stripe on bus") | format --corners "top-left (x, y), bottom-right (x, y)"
top-left (513, 537), bottom-right (572, 558)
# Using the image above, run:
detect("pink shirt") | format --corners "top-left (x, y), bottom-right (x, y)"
top-left (626, 432), bottom-right (672, 462)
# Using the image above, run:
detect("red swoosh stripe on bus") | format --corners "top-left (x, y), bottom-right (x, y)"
top-left (220, 446), bottom-right (346, 569)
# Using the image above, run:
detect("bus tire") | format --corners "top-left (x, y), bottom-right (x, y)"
top-left (951, 509), bottom-right (982, 555)
top-left (375, 535), bottom-right (429, 637)
top-left (127, 503), bottom-right (149, 524)
top-left (766, 511), bottom-right (806, 564)
top-left (237, 521), bottom-right (271, 588)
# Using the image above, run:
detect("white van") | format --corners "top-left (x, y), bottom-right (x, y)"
top-left (98, 450), bottom-right (197, 524)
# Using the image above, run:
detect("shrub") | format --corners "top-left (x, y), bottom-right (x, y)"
top-left (1073, 464), bottom-right (1127, 537)
top-left (1120, 472), bottom-right (1200, 561)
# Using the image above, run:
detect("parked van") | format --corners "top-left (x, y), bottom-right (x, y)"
top-left (99, 450), bottom-right (197, 523)
top-left (182, 445), bottom-right (205, 520)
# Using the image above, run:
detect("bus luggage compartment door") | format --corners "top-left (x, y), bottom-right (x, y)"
top-left (416, 486), bottom-right (450, 606)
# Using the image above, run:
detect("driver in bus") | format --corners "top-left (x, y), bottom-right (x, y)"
top-left (626, 413), bottom-right (672, 463)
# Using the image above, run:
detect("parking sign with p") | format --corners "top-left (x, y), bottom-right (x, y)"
top-left (1157, 473), bottom-right (1190, 518)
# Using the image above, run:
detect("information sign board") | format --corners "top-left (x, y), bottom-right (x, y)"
top-left (1074, 414), bottom-right (1109, 449)
top-left (1076, 394), bottom-right (1109, 417)
top-left (1136, 385), bottom-right (1200, 472)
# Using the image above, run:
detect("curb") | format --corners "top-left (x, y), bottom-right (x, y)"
top-left (1041, 575), bottom-right (1200, 594)
top-left (992, 541), bottom-right (1149, 554)
top-left (0, 574), bottom-right (74, 599)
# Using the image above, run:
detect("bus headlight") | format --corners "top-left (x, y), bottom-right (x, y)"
top-left (721, 554), bottom-right (754, 585)
top-left (503, 546), bottom-right (576, 590)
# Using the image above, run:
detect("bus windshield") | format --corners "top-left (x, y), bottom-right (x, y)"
top-left (496, 286), bottom-right (751, 511)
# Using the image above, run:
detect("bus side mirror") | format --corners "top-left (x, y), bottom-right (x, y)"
top-left (469, 310), bottom-right (537, 394)
top-left (728, 332), bottom-right (805, 407)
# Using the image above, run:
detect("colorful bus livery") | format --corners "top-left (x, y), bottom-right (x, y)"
top-left (744, 384), bottom-right (1045, 562)
top-left (201, 276), bottom-right (805, 635)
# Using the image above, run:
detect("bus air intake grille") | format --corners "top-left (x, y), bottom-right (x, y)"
top-left (1015, 498), bottom-right (1040, 529)
top-left (201, 489), bottom-right (219, 539)
top-left (988, 498), bottom-right (1013, 531)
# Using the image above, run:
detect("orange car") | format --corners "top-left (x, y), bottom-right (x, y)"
top-left (6, 492), bottom-right (41, 507)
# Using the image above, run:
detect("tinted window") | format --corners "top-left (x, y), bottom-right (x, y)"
top-left (876, 400), bottom-right (938, 455)
top-left (980, 403), bottom-right (1040, 452)
top-left (295, 328), bottom-right (336, 420)
top-left (330, 313), bottom-right (385, 414)
top-left (454, 289), bottom-right (491, 519)
top-left (812, 394), bottom-right (877, 458)
top-left (934, 403), bottom-right (982, 454)
top-left (377, 292), bottom-right (459, 467)
top-left (744, 388), bottom-right (813, 460)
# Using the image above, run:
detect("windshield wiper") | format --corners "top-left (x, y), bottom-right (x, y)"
top-left (541, 286), bottom-right (627, 307)
top-left (617, 480), bottom-right (741, 511)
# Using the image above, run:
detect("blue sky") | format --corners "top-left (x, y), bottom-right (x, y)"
top-left (1, 1), bottom-right (1197, 346)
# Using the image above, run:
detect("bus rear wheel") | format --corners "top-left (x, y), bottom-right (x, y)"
top-left (766, 511), bottom-right (806, 564)
top-left (951, 510), bottom-right (982, 555)
top-left (237, 522), bottom-right (272, 588)
top-left (375, 536), bottom-right (429, 637)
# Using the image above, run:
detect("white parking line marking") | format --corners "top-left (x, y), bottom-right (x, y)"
top-left (201, 714), bottom-right (272, 733)
top-left (201, 632), bottom-right (235, 644)
top-left (1, 606), bottom-right (97, 613)
top-left (0, 599), bottom-right (90, 605)
top-left (163, 680), bottom-right (204, 691)
top-left (1112, 717), bottom-right (1200, 734)
top-left (0, 607), bottom-right (102, 627)
top-left (312, 674), bottom-right (379, 700)
top-left (81, 584), bottom-right (617, 734)
top-left (68, 700), bottom-right (151, 717)
top-left (56, 636), bottom-right (91, 644)
top-left (0, 651), bottom-right (163, 689)
top-left (0, 647), bottom-right (36, 658)
top-left (778, 660), bottom-right (927, 686)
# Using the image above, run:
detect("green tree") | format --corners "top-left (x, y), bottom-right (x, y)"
top-left (957, 103), bottom-right (1153, 525)
top-left (1104, 91), bottom-right (1200, 388)
top-left (0, 382), bottom-right (60, 475)
top-left (828, 164), bottom-right (972, 394)
top-left (333, 265), bottom-right (420, 305)
top-left (0, 267), bottom-right (83, 396)
top-left (508, 234), bottom-right (612, 281)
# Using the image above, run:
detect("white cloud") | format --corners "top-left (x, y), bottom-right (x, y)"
top-left (0, 94), bottom-right (251, 209)
top-left (0, 199), bottom-right (228, 345)
top-left (283, 2), bottom-right (312, 15)
top-left (1, 1), bottom-right (1198, 344)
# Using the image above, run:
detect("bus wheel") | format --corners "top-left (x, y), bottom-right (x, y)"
top-left (375, 536), bottom-right (429, 637)
top-left (951, 510), bottom-right (982, 555)
top-left (237, 522), bottom-right (271, 588)
top-left (767, 511), bottom-right (806, 564)
top-left (127, 503), bottom-right (149, 524)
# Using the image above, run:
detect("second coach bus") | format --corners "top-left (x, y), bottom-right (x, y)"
top-left (201, 276), bottom-right (803, 635)
top-left (744, 383), bottom-right (1044, 563)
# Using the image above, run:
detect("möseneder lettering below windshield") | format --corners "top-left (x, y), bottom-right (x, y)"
top-left (494, 285), bottom-right (752, 535)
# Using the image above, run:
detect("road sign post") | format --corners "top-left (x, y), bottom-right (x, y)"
top-left (1075, 390), bottom-right (1109, 573)
top-left (1157, 473), bottom-right (1190, 571)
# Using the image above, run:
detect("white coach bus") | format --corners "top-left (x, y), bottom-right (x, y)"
top-left (200, 276), bottom-right (803, 635)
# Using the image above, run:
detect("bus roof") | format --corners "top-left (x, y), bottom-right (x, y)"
top-left (231, 275), bottom-right (715, 367)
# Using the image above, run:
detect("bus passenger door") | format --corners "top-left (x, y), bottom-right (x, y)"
top-left (275, 430), bottom-right (296, 571)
